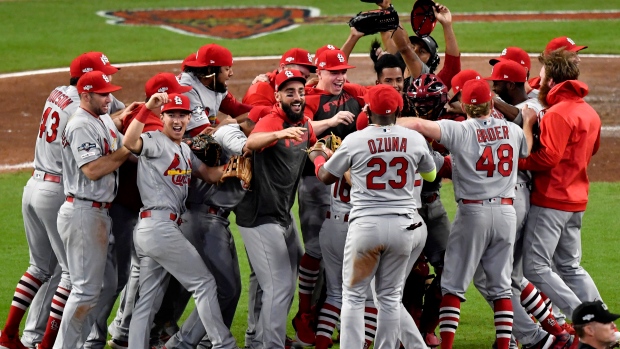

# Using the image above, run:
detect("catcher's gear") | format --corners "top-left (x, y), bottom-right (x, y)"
top-left (186, 134), bottom-right (222, 167)
top-left (348, 6), bottom-right (399, 36)
top-left (220, 155), bottom-right (252, 189)
top-left (411, 0), bottom-right (438, 37)
top-left (407, 73), bottom-right (449, 120)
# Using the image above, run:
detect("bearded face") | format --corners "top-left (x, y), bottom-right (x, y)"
top-left (281, 99), bottom-right (305, 123)
top-left (538, 75), bottom-right (551, 108)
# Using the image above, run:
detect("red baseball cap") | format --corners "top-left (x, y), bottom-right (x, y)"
top-left (275, 69), bottom-right (307, 91)
top-left (316, 49), bottom-right (355, 71)
top-left (181, 53), bottom-right (197, 71)
top-left (161, 93), bottom-right (191, 113)
top-left (451, 69), bottom-right (482, 96)
top-left (489, 47), bottom-right (531, 71)
top-left (461, 79), bottom-right (492, 105)
top-left (314, 44), bottom-right (339, 65)
top-left (365, 84), bottom-right (403, 115)
top-left (545, 36), bottom-right (587, 54)
top-left (70, 52), bottom-right (119, 78)
top-left (145, 73), bottom-right (192, 99)
top-left (280, 48), bottom-right (316, 73)
top-left (77, 71), bottom-right (122, 94)
top-left (185, 44), bottom-right (233, 68)
top-left (484, 60), bottom-right (527, 83)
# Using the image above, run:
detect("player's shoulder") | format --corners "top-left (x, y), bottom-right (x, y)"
top-left (178, 72), bottom-right (196, 87)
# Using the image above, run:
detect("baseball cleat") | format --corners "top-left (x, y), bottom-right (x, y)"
top-left (108, 338), bottom-right (129, 349)
top-left (292, 313), bottom-right (316, 346)
top-left (0, 331), bottom-right (28, 349)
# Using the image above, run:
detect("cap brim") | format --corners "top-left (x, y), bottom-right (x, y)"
top-left (320, 64), bottom-right (356, 71)
top-left (601, 313), bottom-right (620, 323)
top-left (449, 91), bottom-right (460, 103)
top-left (483, 76), bottom-right (495, 81)
top-left (183, 60), bottom-right (207, 68)
top-left (92, 84), bottom-right (122, 94)
top-left (489, 58), bottom-right (501, 66)
top-left (298, 63), bottom-right (317, 73)
top-left (161, 107), bottom-right (192, 113)
top-left (101, 65), bottom-right (120, 75)
top-left (571, 45), bottom-right (588, 52)
top-left (172, 85), bottom-right (193, 94)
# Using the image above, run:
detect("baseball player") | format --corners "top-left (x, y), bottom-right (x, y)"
top-left (180, 43), bottom-right (252, 135)
top-left (50, 71), bottom-right (132, 349)
top-left (122, 92), bottom-right (233, 349)
top-left (104, 72), bottom-right (193, 349)
top-left (401, 79), bottom-right (534, 349)
top-left (235, 69), bottom-right (315, 349)
top-left (311, 84), bottom-right (435, 348)
top-left (521, 49), bottom-right (602, 328)
top-left (164, 124), bottom-right (250, 349)
top-left (572, 301), bottom-right (620, 349)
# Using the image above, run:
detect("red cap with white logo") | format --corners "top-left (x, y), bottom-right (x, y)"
top-left (144, 73), bottom-right (192, 99)
top-left (314, 44), bottom-right (339, 65)
top-left (484, 60), bottom-right (527, 83)
top-left (70, 52), bottom-right (119, 78)
top-left (461, 79), bottom-right (492, 105)
top-left (77, 71), bottom-right (122, 94)
top-left (275, 69), bottom-right (307, 91)
top-left (365, 84), bottom-right (403, 115)
top-left (161, 93), bottom-right (191, 113)
top-left (280, 48), bottom-right (316, 72)
top-left (184, 44), bottom-right (233, 68)
top-left (489, 47), bottom-right (531, 71)
top-left (545, 36), bottom-right (587, 54)
top-left (316, 49), bottom-right (355, 71)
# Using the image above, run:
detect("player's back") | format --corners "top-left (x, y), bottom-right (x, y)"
top-left (35, 85), bottom-right (79, 175)
top-left (438, 117), bottom-right (527, 201)
top-left (346, 125), bottom-right (434, 220)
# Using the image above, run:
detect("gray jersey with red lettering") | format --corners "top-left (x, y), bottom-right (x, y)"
top-left (61, 107), bottom-right (124, 202)
top-left (324, 125), bottom-right (435, 221)
top-left (514, 98), bottom-right (543, 184)
top-left (186, 124), bottom-right (247, 208)
top-left (137, 131), bottom-right (200, 214)
top-left (35, 86), bottom-right (80, 175)
top-left (437, 117), bottom-right (528, 201)
top-left (178, 72), bottom-right (227, 130)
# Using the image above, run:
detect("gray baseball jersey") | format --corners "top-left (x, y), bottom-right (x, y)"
top-left (513, 98), bottom-right (543, 185)
top-left (437, 117), bottom-right (528, 201)
top-left (329, 177), bottom-right (352, 214)
top-left (324, 124), bottom-right (435, 221)
top-left (179, 72), bottom-right (226, 130)
top-left (137, 131), bottom-right (200, 214)
top-left (61, 107), bottom-right (124, 202)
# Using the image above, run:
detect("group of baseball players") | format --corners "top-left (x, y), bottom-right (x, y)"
top-left (0, 0), bottom-right (616, 349)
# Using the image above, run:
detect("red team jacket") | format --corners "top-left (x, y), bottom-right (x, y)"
top-left (519, 80), bottom-right (601, 212)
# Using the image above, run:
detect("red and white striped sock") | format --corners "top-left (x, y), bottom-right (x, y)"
top-left (439, 294), bottom-right (461, 349)
top-left (3, 272), bottom-right (43, 336)
top-left (363, 305), bottom-right (378, 348)
top-left (298, 254), bottom-right (321, 314)
top-left (520, 282), bottom-right (563, 335)
top-left (316, 302), bottom-right (340, 349)
top-left (494, 298), bottom-right (514, 349)
top-left (38, 286), bottom-right (70, 349)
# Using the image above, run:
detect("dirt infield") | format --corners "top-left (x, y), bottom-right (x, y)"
top-left (1, 55), bottom-right (618, 181)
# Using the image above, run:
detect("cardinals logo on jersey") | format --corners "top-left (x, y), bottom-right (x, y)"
top-left (164, 153), bottom-right (191, 186)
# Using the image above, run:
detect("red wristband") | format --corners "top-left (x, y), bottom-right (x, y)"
top-left (314, 156), bottom-right (326, 177)
top-left (135, 105), bottom-right (151, 124)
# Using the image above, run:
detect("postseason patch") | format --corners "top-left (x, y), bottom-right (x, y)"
top-left (77, 142), bottom-right (97, 152)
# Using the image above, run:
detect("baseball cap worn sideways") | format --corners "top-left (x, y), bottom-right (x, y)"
top-left (145, 73), bottom-right (192, 99)
top-left (489, 47), bottom-right (531, 71)
top-left (545, 36), bottom-right (587, 54)
top-left (573, 301), bottom-right (620, 325)
top-left (409, 35), bottom-right (438, 58)
top-left (70, 52), bottom-right (119, 78)
top-left (185, 43), bottom-right (233, 68)
top-left (461, 79), bottom-right (492, 105)
top-left (484, 60), bottom-right (527, 83)
top-left (275, 69), bottom-right (307, 91)
top-left (316, 49), bottom-right (355, 71)
top-left (77, 71), bottom-right (122, 94)
top-left (161, 93), bottom-right (192, 113)
top-left (365, 84), bottom-right (403, 115)
top-left (280, 48), bottom-right (316, 73)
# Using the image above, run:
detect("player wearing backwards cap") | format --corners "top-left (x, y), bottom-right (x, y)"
top-left (105, 73), bottom-right (193, 349)
top-left (520, 49), bottom-right (602, 336)
top-left (572, 301), bottom-right (620, 349)
top-left (289, 48), bottom-right (362, 345)
top-left (122, 93), bottom-right (234, 349)
top-left (180, 43), bottom-right (252, 136)
top-left (234, 69), bottom-right (316, 349)
top-left (311, 84), bottom-right (435, 349)
top-left (0, 53), bottom-right (123, 349)
top-left (401, 79), bottom-right (535, 349)
top-left (43, 71), bottom-right (132, 349)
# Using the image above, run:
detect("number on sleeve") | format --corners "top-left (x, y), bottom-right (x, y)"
top-left (366, 156), bottom-right (408, 190)
top-left (475, 145), bottom-right (514, 177)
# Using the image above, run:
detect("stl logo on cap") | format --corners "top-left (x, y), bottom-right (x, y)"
top-left (337, 53), bottom-right (345, 63)
top-left (285, 70), bottom-right (294, 78)
top-left (327, 45), bottom-right (335, 50)
top-left (307, 53), bottom-right (312, 63)
top-left (100, 54), bottom-right (110, 65)
top-left (567, 37), bottom-right (576, 45)
top-left (501, 48), bottom-right (507, 56)
top-left (102, 74), bottom-right (110, 83)
top-left (174, 95), bottom-right (183, 105)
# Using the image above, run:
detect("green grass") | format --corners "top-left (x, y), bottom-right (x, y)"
top-left (0, 0), bottom-right (619, 72)
top-left (0, 172), bottom-right (618, 348)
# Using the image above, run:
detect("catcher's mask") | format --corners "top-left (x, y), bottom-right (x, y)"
top-left (407, 73), bottom-right (449, 120)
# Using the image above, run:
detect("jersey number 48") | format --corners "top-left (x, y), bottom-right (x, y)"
top-left (476, 144), bottom-right (514, 177)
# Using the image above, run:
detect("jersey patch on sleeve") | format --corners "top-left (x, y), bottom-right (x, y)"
top-left (77, 142), bottom-right (97, 152)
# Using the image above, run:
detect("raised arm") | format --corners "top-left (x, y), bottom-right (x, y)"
top-left (396, 117), bottom-right (441, 141)
top-left (435, 3), bottom-right (459, 57)
top-left (310, 111), bottom-right (355, 135)
top-left (124, 93), bottom-right (169, 154)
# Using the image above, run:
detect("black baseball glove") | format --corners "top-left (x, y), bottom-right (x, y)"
top-left (348, 6), bottom-right (399, 36)
top-left (185, 134), bottom-right (222, 167)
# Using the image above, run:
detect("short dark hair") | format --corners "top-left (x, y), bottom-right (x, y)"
top-left (573, 323), bottom-right (586, 338)
top-left (184, 65), bottom-right (220, 79)
top-left (69, 77), bottom-right (80, 86)
top-left (374, 54), bottom-right (406, 78)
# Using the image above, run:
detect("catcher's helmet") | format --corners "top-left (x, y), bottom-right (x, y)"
top-left (407, 73), bottom-right (449, 120)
